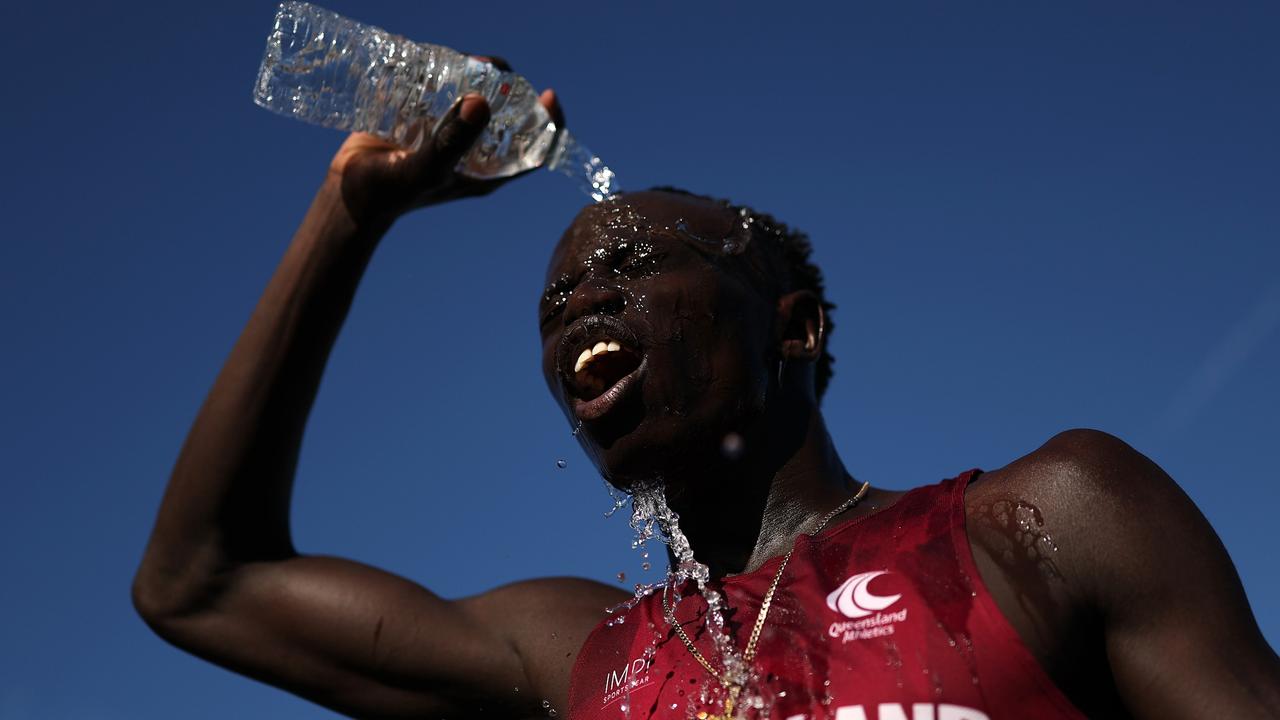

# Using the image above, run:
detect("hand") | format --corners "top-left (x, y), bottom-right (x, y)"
top-left (326, 55), bottom-right (565, 230)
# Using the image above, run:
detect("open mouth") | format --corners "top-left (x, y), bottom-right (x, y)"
top-left (571, 339), bottom-right (643, 401)
top-left (558, 316), bottom-right (646, 421)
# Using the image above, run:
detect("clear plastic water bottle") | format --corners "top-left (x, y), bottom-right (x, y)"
top-left (253, 2), bottom-right (617, 201)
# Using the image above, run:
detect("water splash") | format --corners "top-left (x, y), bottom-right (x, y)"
top-left (623, 480), bottom-right (769, 717)
top-left (603, 479), bottom-right (630, 519)
top-left (672, 216), bottom-right (752, 258)
top-left (545, 130), bottom-right (619, 202)
top-left (973, 497), bottom-right (1062, 579)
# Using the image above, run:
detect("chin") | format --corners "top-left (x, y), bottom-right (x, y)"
top-left (585, 400), bottom-right (758, 496)
top-left (558, 347), bottom-right (771, 492)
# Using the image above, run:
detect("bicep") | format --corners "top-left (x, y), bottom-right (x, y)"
top-left (148, 554), bottom-right (533, 718)
top-left (1051, 431), bottom-right (1280, 719)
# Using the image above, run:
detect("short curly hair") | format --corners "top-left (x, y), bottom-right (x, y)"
top-left (646, 186), bottom-right (836, 400)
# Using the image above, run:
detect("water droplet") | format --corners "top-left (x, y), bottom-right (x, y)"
top-left (541, 700), bottom-right (551, 708)
top-left (642, 562), bottom-right (651, 571)
top-left (556, 459), bottom-right (567, 469)
top-left (549, 711), bottom-right (558, 717)
top-left (721, 432), bottom-right (745, 460)
top-left (603, 479), bottom-right (629, 518)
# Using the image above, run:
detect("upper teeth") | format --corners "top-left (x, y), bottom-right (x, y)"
top-left (575, 339), bottom-right (623, 374)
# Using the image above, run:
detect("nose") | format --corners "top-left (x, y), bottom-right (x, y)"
top-left (563, 280), bottom-right (625, 326)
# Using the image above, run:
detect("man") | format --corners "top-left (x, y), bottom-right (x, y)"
top-left (133, 76), bottom-right (1280, 719)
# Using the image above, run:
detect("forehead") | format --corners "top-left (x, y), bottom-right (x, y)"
top-left (547, 191), bottom-right (739, 274)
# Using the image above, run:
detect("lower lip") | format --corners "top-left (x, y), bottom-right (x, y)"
top-left (573, 359), bottom-right (646, 422)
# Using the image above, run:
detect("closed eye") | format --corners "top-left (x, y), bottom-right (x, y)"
top-left (614, 247), bottom-right (665, 279)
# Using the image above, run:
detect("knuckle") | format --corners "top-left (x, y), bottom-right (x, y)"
top-left (433, 123), bottom-right (468, 154)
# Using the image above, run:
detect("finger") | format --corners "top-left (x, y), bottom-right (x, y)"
top-left (469, 54), bottom-right (513, 72)
top-left (540, 88), bottom-right (566, 127)
top-left (412, 94), bottom-right (490, 175)
top-left (336, 130), bottom-right (398, 157)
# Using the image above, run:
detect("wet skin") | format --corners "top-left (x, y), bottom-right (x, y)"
top-left (539, 192), bottom-right (781, 490)
top-left (537, 191), bottom-right (896, 589)
top-left (543, 190), bottom-right (1280, 716)
top-left (134, 116), bottom-right (1280, 719)
top-left (537, 192), bottom-right (1254, 717)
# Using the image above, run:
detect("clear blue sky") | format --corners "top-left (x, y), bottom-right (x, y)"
top-left (2, 2), bottom-right (1277, 717)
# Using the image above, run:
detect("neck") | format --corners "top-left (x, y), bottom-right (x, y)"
top-left (662, 403), bottom-right (859, 579)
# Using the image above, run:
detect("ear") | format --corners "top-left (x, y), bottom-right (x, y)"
top-left (776, 290), bottom-right (824, 362)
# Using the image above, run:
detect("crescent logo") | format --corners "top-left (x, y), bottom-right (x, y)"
top-left (825, 570), bottom-right (902, 618)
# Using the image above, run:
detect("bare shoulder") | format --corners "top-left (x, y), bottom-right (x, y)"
top-left (968, 427), bottom-right (1173, 510)
top-left (965, 432), bottom-right (1280, 718)
top-left (965, 426), bottom-right (1223, 609)
top-left (957, 428), bottom-right (1221, 714)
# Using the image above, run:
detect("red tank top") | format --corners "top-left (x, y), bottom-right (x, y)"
top-left (567, 470), bottom-right (1085, 720)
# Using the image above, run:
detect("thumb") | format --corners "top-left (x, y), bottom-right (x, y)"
top-left (418, 94), bottom-right (490, 173)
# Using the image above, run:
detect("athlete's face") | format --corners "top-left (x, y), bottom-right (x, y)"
top-left (539, 191), bottom-right (781, 490)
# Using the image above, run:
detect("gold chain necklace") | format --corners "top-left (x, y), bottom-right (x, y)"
top-left (661, 481), bottom-right (872, 720)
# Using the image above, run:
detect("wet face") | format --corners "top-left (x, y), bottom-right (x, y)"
top-left (539, 191), bottom-right (782, 490)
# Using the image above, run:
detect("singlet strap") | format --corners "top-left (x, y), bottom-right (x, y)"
top-left (944, 467), bottom-right (1087, 718)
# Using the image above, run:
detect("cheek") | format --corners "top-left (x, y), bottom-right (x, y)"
top-left (645, 275), bottom-right (773, 413)
top-left (539, 337), bottom-right (554, 383)
top-left (711, 315), bottom-right (773, 409)
top-left (705, 278), bottom-right (777, 412)
top-left (540, 336), bottom-right (569, 407)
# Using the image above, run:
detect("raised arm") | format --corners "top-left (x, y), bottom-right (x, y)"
top-left (132, 88), bottom-right (625, 718)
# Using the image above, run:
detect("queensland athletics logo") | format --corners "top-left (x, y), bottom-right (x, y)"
top-left (826, 570), bottom-right (907, 643)
top-left (827, 571), bottom-right (901, 618)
